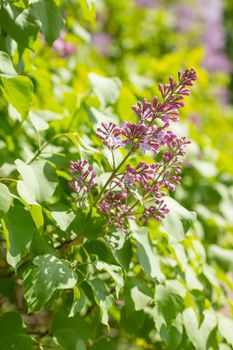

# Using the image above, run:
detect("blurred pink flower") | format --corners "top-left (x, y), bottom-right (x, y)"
top-left (134, 0), bottom-right (158, 8)
top-left (92, 32), bottom-right (112, 56)
top-left (52, 31), bottom-right (77, 57)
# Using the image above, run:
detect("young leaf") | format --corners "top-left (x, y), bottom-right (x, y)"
top-left (0, 183), bottom-right (12, 217)
top-left (89, 73), bottom-right (122, 108)
top-left (16, 159), bottom-right (58, 205)
top-left (79, 0), bottom-right (96, 25)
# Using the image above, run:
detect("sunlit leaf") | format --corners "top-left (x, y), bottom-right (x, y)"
top-left (0, 183), bottom-right (12, 217)
top-left (89, 73), bottom-right (122, 108)
top-left (16, 159), bottom-right (58, 205)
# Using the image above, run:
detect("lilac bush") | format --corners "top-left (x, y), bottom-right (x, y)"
top-left (69, 68), bottom-right (197, 230)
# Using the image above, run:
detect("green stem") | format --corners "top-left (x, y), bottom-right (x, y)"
top-left (93, 149), bottom-right (132, 206)
top-left (0, 177), bottom-right (17, 183)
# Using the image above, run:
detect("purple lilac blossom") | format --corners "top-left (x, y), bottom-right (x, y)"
top-left (52, 31), bottom-right (77, 57)
top-left (68, 160), bottom-right (97, 199)
top-left (134, 0), bottom-right (158, 8)
top-left (69, 69), bottom-right (197, 231)
top-left (92, 32), bottom-right (113, 56)
top-left (171, 0), bottom-right (231, 74)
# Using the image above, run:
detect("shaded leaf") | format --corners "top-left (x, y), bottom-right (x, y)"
top-left (0, 312), bottom-right (33, 350)
top-left (31, 0), bottom-right (63, 44)
top-left (95, 261), bottom-right (124, 297)
top-left (155, 280), bottom-right (186, 325)
top-left (90, 279), bottom-right (113, 326)
top-left (4, 206), bottom-right (36, 267)
top-left (132, 226), bottom-right (164, 281)
top-left (0, 4), bottom-right (40, 52)
top-left (69, 286), bottom-right (86, 317)
top-left (24, 254), bottom-right (77, 312)
top-left (52, 309), bottom-right (91, 350)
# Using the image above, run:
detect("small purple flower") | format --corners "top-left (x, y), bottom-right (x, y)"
top-left (52, 31), bottom-right (77, 57)
top-left (96, 122), bottom-right (123, 149)
top-left (92, 32), bottom-right (113, 56)
top-left (69, 160), bottom-right (98, 199)
top-left (140, 201), bottom-right (169, 223)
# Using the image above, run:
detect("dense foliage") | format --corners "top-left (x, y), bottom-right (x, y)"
top-left (0, 0), bottom-right (233, 349)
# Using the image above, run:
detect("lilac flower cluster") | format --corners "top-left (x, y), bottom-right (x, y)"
top-left (68, 160), bottom-right (97, 205)
top-left (69, 69), bottom-right (197, 230)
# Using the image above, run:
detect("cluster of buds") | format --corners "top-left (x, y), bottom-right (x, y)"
top-left (68, 160), bottom-right (97, 206)
top-left (69, 69), bottom-right (197, 231)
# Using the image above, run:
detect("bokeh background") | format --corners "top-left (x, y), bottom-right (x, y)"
top-left (1, 0), bottom-right (233, 349)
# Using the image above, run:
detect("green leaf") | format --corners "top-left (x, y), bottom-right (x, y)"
top-left (29, 111), bottom-right (49, 132)
top-left (90, 338), bottom-right (116, 350)
top-left (50, 203), bottom-right (75, 231)
top-left (155, 280), bottom-right (186, 325)
top-left (52, 309), bottom-right (91, 349)
top-left (69, 286), bottom-right (86, 317)
top-left (89, 73), bottom-right (122, 108)
top-left (79, 0), bottom-right (96, 24)
top-left (0, 51), bottom-right (34, 118)
top-left (218, 316), bottom-right (233, 348)
top-left (90, 279), bottom-right (113, 326)
top-left (0, 183), bottom-right (12, 217)
top-left (0, 312), bottom-right (33, 350)
top-left (4, 206), bottom-right (36, 267)
top-left (24, 254), bottom-right (77, 312)
top-left (208, 245), bottom-right (233, 271)
top-left (162, 197), bottom-right (196, 241)
top-left (71, 208), bottom-right (105, 240)
top-left (132, 226), bottom-right (164, 281)
top-left (0, 51), bottom-right (17, 76)
top-left (0, 76), bottom-right (34, 119)
top-left (153, 309), bottom-right (183, 350)
top-left (16, 159), bottom-right (58, 205)
top-left (107, 230), bottom-right (133, 270)
top-left (31, 0), bottom-right (63, 44)
top-left (95, 261), bottom-right (124, 297)
top-left (0, 4), bottom-right (40, 52)
top-left (183, 308), bottom-right (217, 350)
top-left (131, 285), bottom-right (152, 311)
top-left (29, 204), bottom-right (44, 230)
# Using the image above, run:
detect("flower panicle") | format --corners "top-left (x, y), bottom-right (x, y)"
top-left (69, 68), bottom-right (197, 231)
top-left (68, 160), bottom-right (98, 197)
top-left (132, 67), bottom-right (197, 124)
